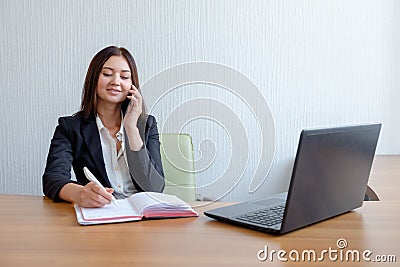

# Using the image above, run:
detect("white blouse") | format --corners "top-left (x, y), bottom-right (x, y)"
top-left (95, 115), bottom-right (137, 198)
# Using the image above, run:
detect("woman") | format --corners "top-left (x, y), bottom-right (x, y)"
top-left (42, 46), bottom-right (165, 208)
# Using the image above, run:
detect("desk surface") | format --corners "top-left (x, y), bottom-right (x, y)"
top-left (369, 155), bottom-right (400, 201)
top-left (0, 155), bottom-right (399, 267)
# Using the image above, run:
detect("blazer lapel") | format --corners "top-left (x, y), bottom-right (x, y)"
top-left (81, 115), bottom-right (111, 188)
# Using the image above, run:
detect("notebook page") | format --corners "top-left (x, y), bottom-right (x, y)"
top-left (128, 192), bottom-right (190, 214)
top-left (79, 198), bottom-right (141, 221)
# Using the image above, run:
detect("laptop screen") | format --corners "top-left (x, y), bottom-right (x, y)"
top-left (281, 124), bottom-right (381, 233)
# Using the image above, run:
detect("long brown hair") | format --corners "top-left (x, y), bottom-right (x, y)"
top-left (80, 46), bottom-right (145, 118)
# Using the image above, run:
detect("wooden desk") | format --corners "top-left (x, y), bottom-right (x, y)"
top-left (0, 195), bottom-right (399, 267)
top-left (0, 155), bottom-right (399, 267)
top-left (369, 155), bottom-right (400, 201)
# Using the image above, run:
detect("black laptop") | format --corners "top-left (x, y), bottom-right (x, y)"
top-left (204, 124), bottom-right (381, 235)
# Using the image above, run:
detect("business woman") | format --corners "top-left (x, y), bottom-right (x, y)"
top-left (42, 46), bottom-right (165, 208)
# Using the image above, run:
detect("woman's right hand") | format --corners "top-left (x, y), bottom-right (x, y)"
top-left (59, 182), bottom-right (114, 208)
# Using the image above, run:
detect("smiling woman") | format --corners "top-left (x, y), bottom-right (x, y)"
top-left (42, 46), bottom-right (165, 208)
top-left (97, 56), bottom-right (133, 104)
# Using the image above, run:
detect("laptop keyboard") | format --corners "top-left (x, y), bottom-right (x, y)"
top-left (235, 205), bottom-right (285, 227)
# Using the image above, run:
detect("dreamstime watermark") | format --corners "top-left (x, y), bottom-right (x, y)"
top-left (257, 238), bottom-right (397, 263)
top-left (141, 62), bottom-right (276, 203)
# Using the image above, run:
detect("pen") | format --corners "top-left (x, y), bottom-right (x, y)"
top-left (83, 167), bottom-right (119, 207)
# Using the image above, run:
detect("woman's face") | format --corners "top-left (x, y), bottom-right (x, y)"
top-left (96, 55), bottom-right (132, 106)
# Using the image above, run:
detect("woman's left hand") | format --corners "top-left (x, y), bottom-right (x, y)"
top-left (125, 84), bottom-right (143, 124)
top-left (124, 84), bottom-right (144, 151)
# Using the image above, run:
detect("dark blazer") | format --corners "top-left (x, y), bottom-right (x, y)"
top-left (42, 112), bottom-right (165, 202)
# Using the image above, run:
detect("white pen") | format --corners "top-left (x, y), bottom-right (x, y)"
top-left (83, 167), bottom-right (119, 207)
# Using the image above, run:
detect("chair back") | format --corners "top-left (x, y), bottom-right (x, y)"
top-left (159, 133), bottom-right (196, 201)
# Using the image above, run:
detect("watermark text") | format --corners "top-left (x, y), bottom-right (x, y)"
top-left (257, 238), bottom-right (397, 263)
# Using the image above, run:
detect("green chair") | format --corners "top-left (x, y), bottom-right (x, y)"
top-left (159, 133), bottom-right (196, 201)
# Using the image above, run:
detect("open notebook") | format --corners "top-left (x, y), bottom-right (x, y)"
top-left (74, 192), bottom-right (198, 225)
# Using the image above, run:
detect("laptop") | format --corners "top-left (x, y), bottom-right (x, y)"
top-left (204, 123), bottom-right (381, 235)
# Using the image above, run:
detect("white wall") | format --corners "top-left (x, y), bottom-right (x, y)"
top-left (1, 0), bottom-right (399, 201)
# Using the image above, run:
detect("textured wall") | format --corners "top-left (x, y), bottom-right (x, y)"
top-left (1, 0), bottom-right (399, 200)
